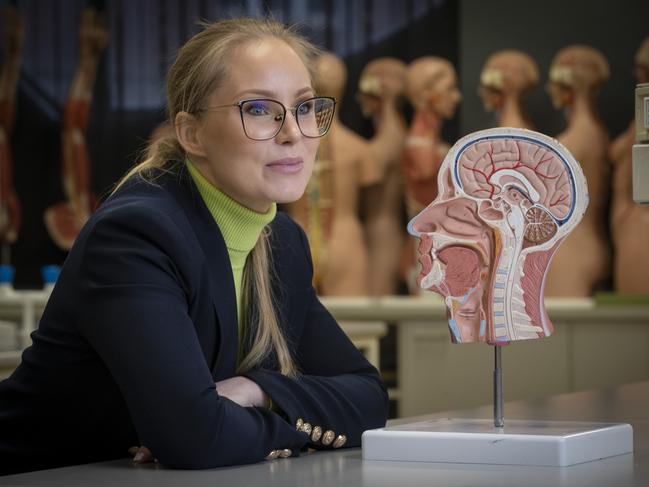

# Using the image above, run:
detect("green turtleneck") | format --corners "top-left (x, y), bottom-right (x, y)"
top-left (186, 161), bottom-right (276, 330)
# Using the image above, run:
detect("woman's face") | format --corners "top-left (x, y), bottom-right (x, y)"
top-left (194, 38), bottom-right (319, 212)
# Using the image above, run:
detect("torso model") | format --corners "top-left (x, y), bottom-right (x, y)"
top-left (286, 53), bottom-right (371, 295)
top-left (0, 6), bottom-right (23, 253)
top-left (401, 57), bottom-right (461, 217)
top-left (609, 37), bottom-right (649, 294)
top-left (409, 128), bottom-right (588, 344)
top-left (44, 8), bottom-right (107, 250)
top-left (400, 57), bottom-right (461, 292)
top-left (357, 57), bottom-right (408, 295)
top-left (544, 45), bottom-right (611, 297)
top-left (479, 49), bottom-right (538, 130)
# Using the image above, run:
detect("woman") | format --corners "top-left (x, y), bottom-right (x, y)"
top-left (0, 18), bottom-right (388, 475)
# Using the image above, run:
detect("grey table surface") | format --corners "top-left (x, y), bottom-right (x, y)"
top-left (3, 381), bottom-right (649, 487)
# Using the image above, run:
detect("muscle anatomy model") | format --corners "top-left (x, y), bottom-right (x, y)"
top-left (0, 6), bottom-right (24, 257)
top-left (44, 8), bottom-right (107, 250)
top-left (402, 56), bottom-right (461, 217)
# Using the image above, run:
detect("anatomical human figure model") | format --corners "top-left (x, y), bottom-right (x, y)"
top-left (286, 53), bottom-right (372, 295)
top-left (479, 49), bottom-right (539, 130)
top-left (409, 128), bottom-right (588, 344)
top-left (0, 6), bottom-right (23, 256)
top-left (609, 36), bottom-right (649, 294)
top-left (44, 8), bottom-right (107, 250)
top-left (544, 45), bottom-right (610, 297)
top-left (400, 57), bottom-right (461, 292)
top-left (357, 57), bottom-right (408, 295)
top-left (402, 56), bottom-right (461, 217)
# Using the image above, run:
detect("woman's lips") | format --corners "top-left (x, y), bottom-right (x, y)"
top-left (266, 157), bottom-right (304, 174)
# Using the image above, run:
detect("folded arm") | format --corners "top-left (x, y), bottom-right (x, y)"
top-left (244, 220), bottom-right (389, 449)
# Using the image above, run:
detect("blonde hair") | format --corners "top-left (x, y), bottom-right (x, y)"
top-left (115, 18), bottom-right (321, 377)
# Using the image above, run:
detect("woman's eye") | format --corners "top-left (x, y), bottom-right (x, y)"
top-left (245, 102), bottom-right (270, 116)
top-left (297, 101), bottom-right (313, 114)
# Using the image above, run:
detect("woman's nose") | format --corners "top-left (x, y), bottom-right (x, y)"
top-left (275, 111), bottom-right (301, 143)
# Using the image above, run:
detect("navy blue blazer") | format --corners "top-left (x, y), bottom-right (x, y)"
top-left (0, 165), bottom-right (388, 475)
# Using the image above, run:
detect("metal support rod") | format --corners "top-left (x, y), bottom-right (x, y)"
top-left (494, 345), bottom-right (504, 428)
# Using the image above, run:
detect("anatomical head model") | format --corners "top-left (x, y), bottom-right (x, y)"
top-left (408, 128), bottom-right (588, 344)
top-left (547, 45), bottom-right (609, 110)
top-left (357, 57), bottom-right (407, 118)
top-left (406, 56), bottom-right (461, 119)
top-left (479, 49), bottom-right (539, 129)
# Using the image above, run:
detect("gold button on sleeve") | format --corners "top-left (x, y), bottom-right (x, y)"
top-left (302, 422), bottom-right (313, 435)
top-left (265, 450), bottom-right (279, 460)
top-left (279, 449), bottom-right (292, 458)
top-left (311, 426), bottom-right (323, 442)
top-left (322, 430), bottom-right (335, 446)
top-left (332, 435), bottom-right (347, 449)
top-left (295, 418), bottom-right (304, 431)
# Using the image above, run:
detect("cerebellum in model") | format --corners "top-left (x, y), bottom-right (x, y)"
top-left (408, 128), bottom-right (588, 344)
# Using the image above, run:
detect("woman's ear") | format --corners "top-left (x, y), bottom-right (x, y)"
top-left (175, 111), bottom-right (207, 158)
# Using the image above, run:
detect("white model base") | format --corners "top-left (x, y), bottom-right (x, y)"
top-left (362, 418), bottom-right (633, 467)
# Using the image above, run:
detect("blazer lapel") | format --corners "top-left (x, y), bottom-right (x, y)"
top-left (163, 166), bottom-right (238, 381)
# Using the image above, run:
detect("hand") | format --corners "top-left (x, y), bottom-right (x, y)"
top-left (128, 445), bottom-right (155, 464)
top-left (215, 376), bottom-right (269, 408)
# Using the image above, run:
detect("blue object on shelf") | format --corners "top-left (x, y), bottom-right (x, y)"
top-left (0, 265), bottom-right (15, 284)
top-left (41, 265), bottom-right (61, 285)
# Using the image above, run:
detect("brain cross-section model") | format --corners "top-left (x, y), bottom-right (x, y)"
top-left (408, 128), bottom-right (588, 345)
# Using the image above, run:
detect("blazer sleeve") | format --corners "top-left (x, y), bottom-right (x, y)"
top-left (244, 220), bottom-right (389, 449)
top-left (73, 205), bottom-right (308, 469)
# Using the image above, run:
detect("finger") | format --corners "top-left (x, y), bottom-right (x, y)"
top-left (128, 446), bottom-right (139, 456)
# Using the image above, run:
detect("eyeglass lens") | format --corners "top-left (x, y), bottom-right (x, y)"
top-left (240, 98), bottom-right (334, 140)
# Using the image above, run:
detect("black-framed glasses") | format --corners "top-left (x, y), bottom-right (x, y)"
top-left (200, 96), bottom-right (336, 141)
